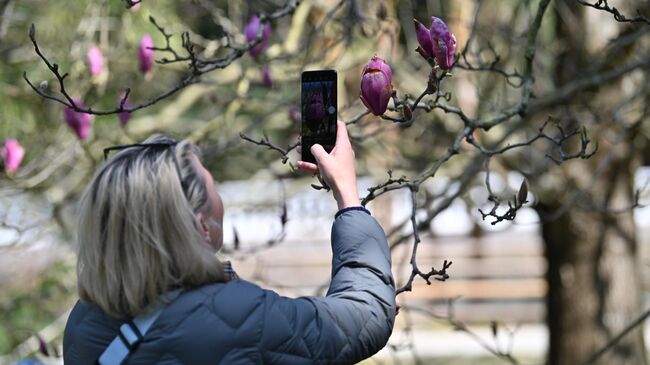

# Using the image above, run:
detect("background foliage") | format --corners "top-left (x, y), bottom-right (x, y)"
top-left (1, 0), bottom-right (649, 364)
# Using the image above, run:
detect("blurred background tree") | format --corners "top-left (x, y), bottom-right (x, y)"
top-left (0, 0), bottom-right (649, 364)
top-left (532, 2), bottom-right (649, 364)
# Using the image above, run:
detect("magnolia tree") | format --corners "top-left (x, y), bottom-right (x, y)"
top-left (1, 0), bottom-right (650, 364)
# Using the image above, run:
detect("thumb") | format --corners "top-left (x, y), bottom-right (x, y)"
top-left (310, 144), bottom-right (328, 164)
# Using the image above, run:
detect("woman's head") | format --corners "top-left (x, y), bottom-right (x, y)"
top-left (76, 135), bottom-right (226, 318)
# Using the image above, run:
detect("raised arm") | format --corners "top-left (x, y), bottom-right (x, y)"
top-left (257, 122), bottom-right (395, 363)
top-left (259, 209), bottom-right (395, 363)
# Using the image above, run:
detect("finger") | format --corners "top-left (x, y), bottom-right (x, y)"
top-left (296, 160), bottom-right (318, 173)
top-left (310, 144), bottom-right (328, 164)
top-left (335, 120), bottom-right (351, 147)
top-left (296, 145), bottom-right (302, 154)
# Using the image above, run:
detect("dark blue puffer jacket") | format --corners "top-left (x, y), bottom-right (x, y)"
top-left (63, 209), bottom-right (396, 364)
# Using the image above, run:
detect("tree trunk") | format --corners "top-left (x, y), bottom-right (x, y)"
top-left (538, 173), bottom-right (646, 365)
top-left (536, 2), bottom-right (648, 364)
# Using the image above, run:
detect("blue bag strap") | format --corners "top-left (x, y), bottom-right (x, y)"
top-left (96, 289), bottom-right (183, 365)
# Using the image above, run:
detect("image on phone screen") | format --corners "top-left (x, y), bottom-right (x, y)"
top-left (301, 70), bottom-right (337, 164)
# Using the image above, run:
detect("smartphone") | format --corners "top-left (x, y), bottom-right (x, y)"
top-left (301, 70), bottom-right (337, 164)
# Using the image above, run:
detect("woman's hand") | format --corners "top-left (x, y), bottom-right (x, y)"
top-left (297, 121), bottom-right (360, 210)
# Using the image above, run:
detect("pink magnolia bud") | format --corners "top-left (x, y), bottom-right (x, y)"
top-left (245, 15), bottom-right (271, 59)
top-left (262, 66), bottom-right (272, 89)
top-left (1, 139), bottom-right (25, 174)
top-left (118, 93), bottom-right (131, 127)
top-left (138, 34), bottom-right (154, 74)
top-left (87, 46), bottom-right (104, 76)
top-left (359, 55), bottom-right (393, 116)
top-left (430, 17), bottom-right (456, 70)
top-left (414, 16), bottom-right (456, 70)
top-left (63, 99), bottom-right (93, 140)
top-left (414, 19), bottom-right (434, 60)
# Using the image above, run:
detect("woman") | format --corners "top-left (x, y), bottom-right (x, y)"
top-left (63, 121), bottom-right (396, 364)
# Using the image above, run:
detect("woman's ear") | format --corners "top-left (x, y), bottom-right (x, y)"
top-left (196, 212), bottom-right (211, 244)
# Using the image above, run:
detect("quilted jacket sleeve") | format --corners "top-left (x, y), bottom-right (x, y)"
top-left (259, 209), bottom-right (396, 364)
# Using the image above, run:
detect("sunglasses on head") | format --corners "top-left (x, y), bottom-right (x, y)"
top-left (102, 141), bottom-right (187, 192)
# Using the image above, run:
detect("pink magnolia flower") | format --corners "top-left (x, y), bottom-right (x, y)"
top-left (262, 66), bottom-right (272, 89)
top-left (138, 34), bottom-right (154, 74)
top-left (360, 55), bottom-right (393, 116)
top-left (118, 93), bottom-right (131, 127)
top-left (1, 139), bottom-right (25, 174)
top-left (87, 46), bottom-right (104, 76)
top-left (63, 100), bottom-right (93, 140)
top-left (414, 16), bottom-right (456, 69)
top-left (244, 15), bottom-right (271, 59)
top-left (304, 94), bottom-right (325, 133)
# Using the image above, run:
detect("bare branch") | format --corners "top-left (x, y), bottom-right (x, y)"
top-left (405, 303), bottom-right (521, 364)
top-left (579, 307), bottom-right (650, 365)
top-left (396, 188), bottom-right (453, 295)
top-left (576, 0), bottom-right (650, 25)
top-left (239, 132), bottom-right (299, 165)
top-left (24, 1), bottom-right (300, 115)
top-left (478, 161), bottom-right (529, 225)
top-left (148, 15), bottom-right (189, 64)
top-left (123, 0), bottom-right (142, 9)
top-left (362, 170), bottom-right (409, 206)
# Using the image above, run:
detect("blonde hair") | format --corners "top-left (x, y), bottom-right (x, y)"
top-left (76, 135), bottom-right (226, 318)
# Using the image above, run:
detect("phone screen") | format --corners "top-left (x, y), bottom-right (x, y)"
top-left (301, 70), bottom-right (337, 164)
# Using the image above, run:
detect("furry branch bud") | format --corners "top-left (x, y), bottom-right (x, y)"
top-left (517, 180), bottom-right (528, 205)
top-left (427, 68), bottom-right (438, 94)
top-left (402, 104), bottom-right (413, 121)
top-left (38, 80), bottom-right (48, 92)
